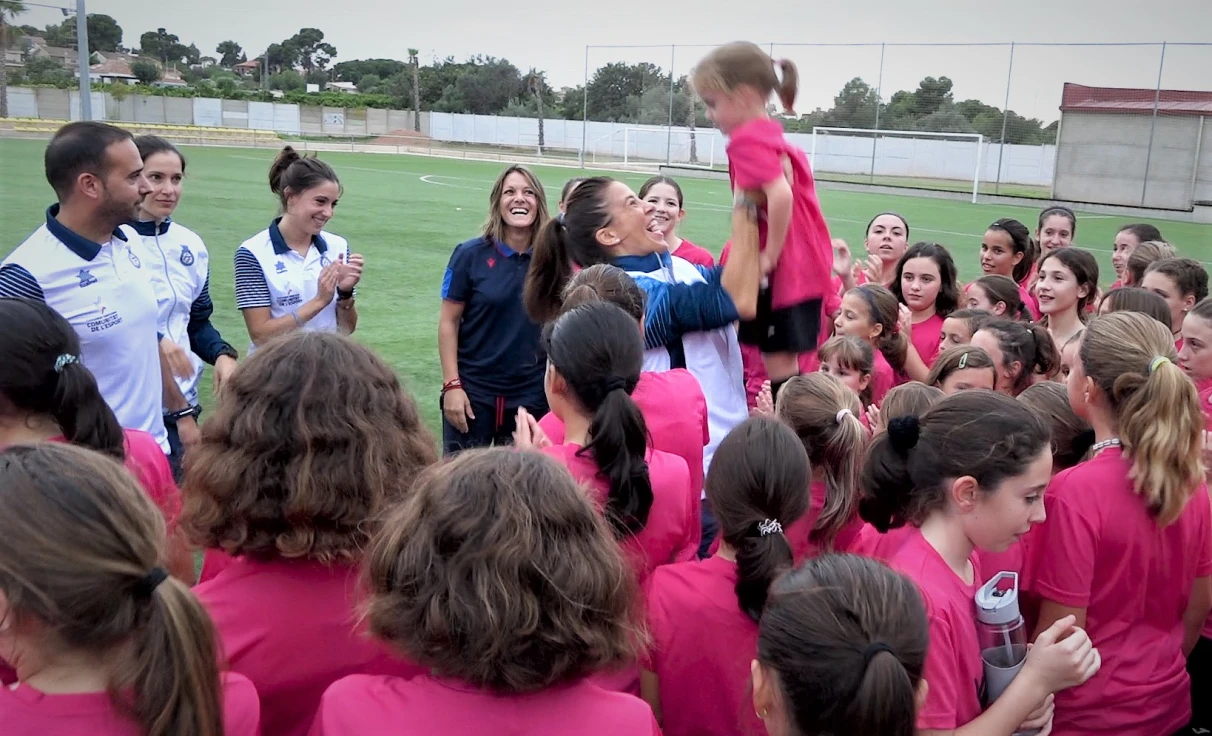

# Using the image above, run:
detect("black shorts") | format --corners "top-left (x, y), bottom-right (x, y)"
top-left (737, 288), bottom-right (822, 354)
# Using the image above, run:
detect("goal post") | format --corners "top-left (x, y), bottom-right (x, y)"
top-left (809, 127), bottom-right (985, 204)
top-left (588, 127), bottom-right (719, 169)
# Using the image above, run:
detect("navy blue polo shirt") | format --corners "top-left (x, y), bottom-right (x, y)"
top-left (441, 236), bottom-right (545, 406)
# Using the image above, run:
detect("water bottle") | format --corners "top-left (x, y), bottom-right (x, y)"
top-left (975, 571), bottom-right (1038, 736)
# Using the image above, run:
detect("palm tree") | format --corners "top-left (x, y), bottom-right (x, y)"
top-left (407, 48), bottom-right (420, 133)
top-left (524, 68), bottom-right (545, 153)
top-left (0, 1), bottom-right (28, 119)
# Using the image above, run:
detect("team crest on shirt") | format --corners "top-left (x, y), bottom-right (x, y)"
top-left (77, 268), bottom-right (97, 288)
top-left (127, 249), bottom-right (142, 268)
top-left (179, 245), bottom-right (195, 266)
top-left (320, 253), bottom-right (332, 267)
top-left (275, 260), bottom-right (287, 274)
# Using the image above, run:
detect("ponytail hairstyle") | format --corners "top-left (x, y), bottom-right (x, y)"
top-left (879, 383), bottom-right (944, 425)
top-left (268, 145), bottom-right (340, 213)
top-left (1077, 312), bottom-right (1203, 525)
top-left (0, 298), bottom-right (124, 459)
top-left (1117, 223), bottom-right (1163, 246)
top-left (690, 41), bottom-right (798, 115)
top-left (926, 345), bottom-right (997, 391)
top-left (860, 391), bottom-right (1049, 532)
top-left (817, 335), bottom-right (875, 407)
top-left (988, 218), bottom-right (1036, 284)
top-left (0, 443), bottom-right (223, 736)
top-left (756, 554), bottom-right (927, 736)
top-left (1017, 382), bottom-right (1094, 472)
top-left (544, 300), bottom-right (652, 537)
top-left (976, 318), bottom-right (1060, 394)
top-left (560, 263), bottom-right (646, 322)
top-left (1036, 247), bottom-right (1100, 324)
top-left (776, 374), bottom-right (866, 551)
top-left (707, 416), bottom-right (810, 622)
top-left (1098, 287), bottom-right (1173, 332)
top-left (851, 284), bottom-right (909, 371)
top-left (524, 176), bottom-right (619, 323)
top-left (1145, 257), bottom-right (1210, 304)
top-left (1125, 240), bottom-right (1177, 286)
top-left (971, 275), bottom-right (1029, 320)
top-left (890, 242), bottom-right (961, 317)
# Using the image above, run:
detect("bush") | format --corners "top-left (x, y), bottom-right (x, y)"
top-left (131, 59), bottom-right (163, 85)
top-left (270, 70), bottom-right (305, 92)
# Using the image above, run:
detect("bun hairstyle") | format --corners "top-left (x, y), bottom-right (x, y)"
top-left (757, 554), bottom-right (927, 736)
top-left (776, 373), bottom-right (866, 551)
top-left (1145, 257), bottom-right (1210, 303)
top-left (851, 284), bottom-right (909, 371)
top-left (1125, 240), bottom-right (1177, 286)
top-left (0, 298), bottom-right (124, 459)
top-left (1098, 287), bottom-right (1173, 332)
top-left (1077, 312), bottom-right (1204, 525)
top-left (972, 275), bottom-right (1029, 320)
top-left (0, 444), bottom-right (224, 736)
top-left (559, 263), bottom-right (646, 322)
top-left (691, 41), bottom-right (798, 115)
top-left (544, 300), bottom-right (652, 537)
top-left (817, 335), bottom-right (875, 407)
top-left (976, 318), bottom-right (1060, 394)
top-left (988, 218), bottom-right (1036, 284)
top-left (268, 145), bottom-right (340, 211)
top-left (707, 416), bottom-right (810, 622)
top-left (926, 345), bottom-right (997, 390)
top-left (1037, 247), bottom-right (1100, 322)
top-left (890, 242), bottom-right (961, 317)
top-left (1017, 382), bottom-right (1094, 472)
top-left (859, 391), bottom-right (1049, 532)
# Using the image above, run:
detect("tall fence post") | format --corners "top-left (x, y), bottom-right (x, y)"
top-left (666, 44), bottom-right (675, 166)
top-left (580, 45), bottom-right (590, 168)
top-left (868, 42), bottom-right (886, 183)
top-left (1141, 41), bottom-right (1167, 207)
top-left (75, 0), bottom-right (91, 121)
top-left (994, 42), bottom-right (1016, 195)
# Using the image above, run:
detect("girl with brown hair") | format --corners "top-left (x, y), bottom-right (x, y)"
top-left (926, 345), bottom-right (997, 395)
top-left (833, 283), bottom-right (907, 406)
top-left (970, 318), bottom-right (1059, 396)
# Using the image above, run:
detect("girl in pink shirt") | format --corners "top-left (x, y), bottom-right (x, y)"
top-left (1036, 248), bottom-right (1098, 353)
top-left (980, 218), bottom-right (1039, 319)
top-left (1142, 257), bottom-right (1210, 351)
top-left (184, 331), bottom-right (437, 736)
top-left (639, 176), bottom-right (715, 268)
top-left (970, 318), bottom-right (1060, 397)
top-left (835, 212), bottom-right (911, 292)
top-left (752, 554), bottom-right (928, 736)
top-left (925, 346), bottom-right (998, 395)
top-left (641, 416), bottom-right (809, 736)
top-left (1034, 312), bottom-right (1212, 736)
top-left (859, 391), bottom-right (1101, 735)
top-left (0, 443), bottom-right (260, 736)
top-left (310, 448), bottom-right (660, 736)
top-left (833, 284), bottom-right (907, 407)
top-left (967, 275), bottom-right (1033, 322)
top-left (775, 373), bottom-right (867, 560)
top-left (891, 242), bottom-right (961, 377)
top-left (693, 42), bottom-right (834, 404)
top-left (939, 308), bottom-right (993, 352)
top-left (1110, 223), bottom-right (1162, 289)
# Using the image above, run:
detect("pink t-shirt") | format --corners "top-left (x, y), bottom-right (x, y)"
top-left (672, 239), bottom-right (715, 268)
top-left (539, 370), bottom-right (709, 504)
top-left (889, 528), bottom-right (984, 731)
top-left (642, 555), bottom-right (758, 736)
top-left (1032, 448), bottom-right (1212, 736)
top-left (911, 313), bottom-right (945, 367)
top-left (1199, 379), bottom-right (1212, 431)
top-left (871, 350), bottom-right (895, 406)
top-left (1020, 283), bottom-right (1041, 320)
top-left (541, 444), bottom-right (697, 585)
top-left (49, 430), bottom-right (180, 531)
top-left (309, 674), bottom-right (662, 736)
top-left (728, 118), bottom-right (832, 307)
top-left (785, 480), bottom-right (865, 562)
top-left (849, 523), bottom-right (914, 561)
top-left (0, 672), bottom-right (260, 736)
top-left (195, 557), bottom-right (423, 736)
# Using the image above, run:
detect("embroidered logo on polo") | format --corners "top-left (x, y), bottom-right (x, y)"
top-left (275, 261), bottom-right (287, 274)
top-left (77, 268), bottom-right (97, 288)
top-left (85, 297), bottom-right (122, 333)
top-left (127, 249), bottom-right (142, 268)
top-left (320, 253), bottom-right (332, 267)
top-left (179, 245), bottom-right (195, 266)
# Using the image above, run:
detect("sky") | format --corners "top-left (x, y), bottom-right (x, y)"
top-left (16, 0), bottom-right (1212, 123)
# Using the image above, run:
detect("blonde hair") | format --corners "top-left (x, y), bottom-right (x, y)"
top-left (1125, 240), bottom-right (1176, 286)
top-left (1079, 312), bottom-right (1203, 525)
top-left (881, 383), bottom-right (944, 422)
top-left (817, 335), bottom-right (875, 407)
top-left (691, 42), bottom-right (799, 115)
top-left (483, 164), bottom-right (549, 249)
top-left (776, 373), bottom-right (867, 551)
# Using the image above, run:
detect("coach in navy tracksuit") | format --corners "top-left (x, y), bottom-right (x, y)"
top-left (437, 165), bottom-right (549, 455)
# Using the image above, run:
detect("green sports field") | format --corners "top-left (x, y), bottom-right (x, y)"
top-left (2, 137), bottom-right (1210, 432)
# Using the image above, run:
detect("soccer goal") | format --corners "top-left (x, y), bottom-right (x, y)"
top-left (809, 127), bottom-right (985, 203)
top-left (587, 127), bottom-right (719, 169)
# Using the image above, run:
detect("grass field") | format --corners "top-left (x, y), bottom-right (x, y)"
top-left (2, 137), bottom-right (1210, 432)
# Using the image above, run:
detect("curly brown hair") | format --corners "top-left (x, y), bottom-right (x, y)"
top-left (363, 447), bottom-right (642, 693)
top-left (181, 331), bottom-right (437, 563)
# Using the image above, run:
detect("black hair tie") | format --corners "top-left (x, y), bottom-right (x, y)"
top-left (862, 641), bottom-right (895, 667)
top-left (603, 377), bottom-right (628, 394)
top-left (132, 567), bottom-right (169, 599)
top-left (886, 416), bottom-right (921, 455)
top-left (1073, 428), bottom-right (1097, 457)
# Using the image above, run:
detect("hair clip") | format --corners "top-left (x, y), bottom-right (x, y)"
top-left (53, 354), bottom-right (78, 373)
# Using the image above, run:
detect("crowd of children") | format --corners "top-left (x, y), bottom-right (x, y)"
top-left (1, 38), bottom-right (1210, 736)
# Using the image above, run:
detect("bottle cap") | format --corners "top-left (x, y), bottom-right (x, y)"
top-left (975, 571), bottom-right (1021, 625)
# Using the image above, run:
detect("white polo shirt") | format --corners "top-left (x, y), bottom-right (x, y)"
top-left (0, 205), bottom-right (169, 452)
top-left (234, 218), bottom-right (350, 353)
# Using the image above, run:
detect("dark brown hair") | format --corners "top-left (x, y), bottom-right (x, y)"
top-left (879, 383), bottom-right (944, 424)
top-left (890, 242), bottom-right (961, 318)
top-left (817, 335), bottom-right (875, 407)
top-left (926, 345), bottom-right (997, 390)
top-left (45, 120), bottom-right (134, 198)
top-left (560, 263), bottom-right (646, 322)
top-left (1098, 287), bottom-right (1173, 331)
top-left (363, 448), bottom-right (640, 692)
top-left (692, 41), bottom-right (798, 115)
top-left (483, 164), bottom-right (549, 249)
top-left (639, 175), bottom-right (684, 208)
top-left (559, 177), bottom-right (585, 205)
top-left (976, 318), bottom-right (1060, 394)
top-left (134, 134), bottom-right (187, 172)
top-left (851, 284), bottom-right (909, 371)
top-left (1117, 223), bottom-right (1162, 245)
top-left (1037, 206), bottom-right (1077, 237)
top-left (268, 145), bottom-right (340, 211)
top-left (1145, 257), bottom-right (1210, 302)
top-left (988, 218), bottom-right (1036, 284)
top-left (776, 374), bottom-right (865, 551)
top-left (1017, 382), bottom-right (1093, 472)
top-left (1125, 240), bottom-right (1177, 286)
top-left (707, 416), bottom-right (810, 622)
top-left (945, 308), bottom-right (992, 339)
top-left (0, 443), bottom-right (223, 736)
top-left (1037, 247), bottom-right (1100, 322)
top-left (757, 554), bottom-right (927, 736)
top-left (181, 331), bottom-right (437, 563)
top-left (860, 391), bottom-right (1049, 532)
top-left (971, 275), bottom-right (1029, 320)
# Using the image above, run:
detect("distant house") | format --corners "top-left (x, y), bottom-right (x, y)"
top-left (6, 35), bottom-right (80, 73)
top-left (233, 58), bottom-right (261, 77)
top-left (326, 81), bottom-right (357, 93)
top-left (84, 55), bottom-right (187, 88)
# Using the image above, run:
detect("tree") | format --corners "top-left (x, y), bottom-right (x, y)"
top-left (49, 13), bottom-right (122, 53)
top-left (584, 61), bottom-right (666, 122)
top-left (1, 1), bottom-right (27, 119)
top-left (305, 69), bottom-right (328, 86)
top-left (523, 68), bottom-right (546, 151)
top-left (822, 77), bottom-right (880, 130)
top-left (183, 42), bottom-right (200, 66)
top-left (331, 58), bottom-right (405, 84)
top-left (408, 48), bottom-right (420, 132)
top-left (286, 28), bottom-right (336, 73)
top-left (270, 69), bottom-right (304, 92)
top-left (23, 55), bottom-right (72, 85)
top-left (264, 42), bottom-right (297, 74)
top-left (140, 27), bottom-right (185, 65)
top-left (130, 58), bottom-right (162, 85)
top-left (356, 73), bottom-right (382, 94)
top-left (216, 40), bottom-right (243, 67)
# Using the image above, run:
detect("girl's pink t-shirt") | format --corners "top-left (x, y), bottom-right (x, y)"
top-left (727, 118), bottom-right (833, 308)
top-left (642, 555), bottom-right (758, 736)
top-left (785, 480), bottom-right (865, 562)
top-left (539, 370), bottom-right (709, 505)
top-left (871, 350), bottom-right (895, 406)
top-left (889, 528), bottom-right (984, 731)
top-left (910, 313), bottom-right (946, 368)
top-left (0, 672), bottom-right (260, 736)
top-left (541, 444), bottom-right (698, 585)
top-left (672, 239), bottom-right (715, 269)
top-left (195, 558), bottom-right (423, 736)
top-left (48, 430), bottom-right (180, 531)
top-left (1032, 448), bottom-right (1212, 736)
top-left (309, 674), bottom-right (662, 736)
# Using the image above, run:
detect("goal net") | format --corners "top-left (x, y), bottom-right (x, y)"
top-left (588, 127), bottom-right (720, 169)
top-left (809, 127), bottom-right (985, 203)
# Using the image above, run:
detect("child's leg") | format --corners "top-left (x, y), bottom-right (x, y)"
top-left (762, 351), bottom-right (800, 403)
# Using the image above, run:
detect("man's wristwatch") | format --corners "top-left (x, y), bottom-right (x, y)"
top-left (166, 406), bottom-right (202, 422)
top-left (337, 287), bottom-right (355, 301)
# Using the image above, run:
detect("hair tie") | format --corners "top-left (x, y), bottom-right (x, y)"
top-left (132, 567), bottom-right (169, 599)
top-left (603, 377), bottom-right (628, 394)
top-left (753, 518), bottom-right (783, 537)
top-left (887, 416), bottom-right (921, 454)
top-left (1149, 356), bottom-right (1171, 373)
top-left (53, 354), bottom-right (78, 373)
top-left (556, 211), bottom-right (566, 227)
top-left (1073, 428), bottom-right (1097, 457)
top-left (836, 408), bottom-right (853, 424)
top-left (862, 641), bottom-right (895, 667)
top-left (957, 351), bottom-right (969, 370)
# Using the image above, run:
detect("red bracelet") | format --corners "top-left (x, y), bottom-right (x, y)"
top-left (442, 378), bottom-right (463, 394)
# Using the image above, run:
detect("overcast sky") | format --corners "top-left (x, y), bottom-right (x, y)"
top-left (19, 0), bottom-right (1212, 122)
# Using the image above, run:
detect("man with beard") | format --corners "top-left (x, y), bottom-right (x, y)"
top-left (0, 122), bottom-right (169, 453)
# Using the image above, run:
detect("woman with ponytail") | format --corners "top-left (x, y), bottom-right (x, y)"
top-left (0, 443), bottom-right (259, 735)
top-left (860, 391), bottom-right (1101, 735)
top-left (640, 416), bottom-right (809, 736)
top-left (0, 298), bottom-right (190, 582)
top-left (1032, 312), bottom-right (1212, 735)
